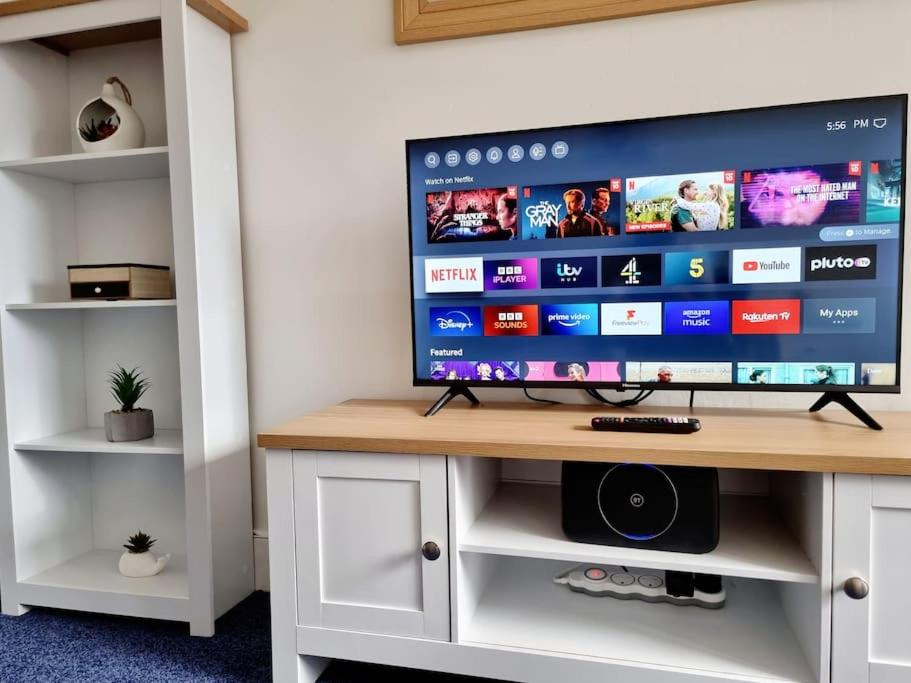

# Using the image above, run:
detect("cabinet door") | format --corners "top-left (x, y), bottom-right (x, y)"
top-left (833, 474), bottom-right (911, 683)
top-left (293, 451), bottom-right (450, 641)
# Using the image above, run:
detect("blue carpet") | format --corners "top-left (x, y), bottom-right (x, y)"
top-left (0, 592), bottom-right (503, 682)
top-left (0, 592), bottom-right (272, 682)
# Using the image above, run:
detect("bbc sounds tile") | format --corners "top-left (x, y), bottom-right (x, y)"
top-left (483, 305), bottom-right (540, 336)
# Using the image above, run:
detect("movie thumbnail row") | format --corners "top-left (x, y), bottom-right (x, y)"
top-left (423, 243), bottom-right (878, 295)
top-left (431, 297), bottom-right (876, 338)
top-left (428, 360), bottom-right (896, 386)
top-left (424, 160), bottom-right (901, 243)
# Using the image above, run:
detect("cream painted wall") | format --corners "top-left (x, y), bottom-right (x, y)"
top-left (228, 0), bottom-right (911, 535)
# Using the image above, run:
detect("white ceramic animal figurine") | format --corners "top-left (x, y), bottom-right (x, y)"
top-left (118, 530), bottom-right (170, 578)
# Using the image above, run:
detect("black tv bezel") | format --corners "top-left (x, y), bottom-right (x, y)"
top-left (405, 94), bottom-right (907, 395)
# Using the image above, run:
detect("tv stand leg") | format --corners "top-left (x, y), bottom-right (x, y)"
top-left (809, 392), bottom-right (883, 430)
top-left (424, 386), bottom-right (480, 417)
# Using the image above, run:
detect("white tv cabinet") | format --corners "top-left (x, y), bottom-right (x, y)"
top-left (261, 400), bottom-right (911, 683)
top-left (0, 0), bottom-right (252, 636)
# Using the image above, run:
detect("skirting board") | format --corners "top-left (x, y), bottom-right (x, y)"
top-left (254, 533), bottom-right (270, 592)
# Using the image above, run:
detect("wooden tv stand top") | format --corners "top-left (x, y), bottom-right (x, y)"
top-left (257, 398), bottom-right (911, 475)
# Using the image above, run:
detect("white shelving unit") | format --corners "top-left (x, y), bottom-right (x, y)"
top-left (0, 0), bottom-right (252, 636)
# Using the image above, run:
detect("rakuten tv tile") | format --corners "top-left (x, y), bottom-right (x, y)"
top-left (731, 300), bottom-right (800, 334)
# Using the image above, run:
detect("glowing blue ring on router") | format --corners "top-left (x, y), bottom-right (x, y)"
top-left (596, 463), bottom-right (679, 541)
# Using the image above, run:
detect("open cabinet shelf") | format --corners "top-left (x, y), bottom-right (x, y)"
top-left (17, 550), bottom-right (189, 621)
top-left (461, 556), bottom-right (816, 683)
top-left (15, 428), bottom-right (182, 455)
top-left (0, 146), bottom-right (169, 183)
top-left (461, 482), bottom-right (819, 584)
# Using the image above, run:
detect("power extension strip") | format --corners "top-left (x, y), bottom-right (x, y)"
top-left (554, 564), bottom-right (726, 609)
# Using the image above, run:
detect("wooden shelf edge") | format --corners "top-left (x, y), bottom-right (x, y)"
top-left (0, 0), bottom-right (249, 34)
top-left (257, 399), bottom-right (911, 476)
top-left (0, 0), bottom-right (88, 18)
top-left (187, 0), bottom-right (248, 34)
top-left (257, 432), bottom-right (911, 476)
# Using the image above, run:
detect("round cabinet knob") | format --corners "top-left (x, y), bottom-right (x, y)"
top-left (844, 577), bottom-right (869, 600)
top-left (421, 541), bottom-right (441, 561)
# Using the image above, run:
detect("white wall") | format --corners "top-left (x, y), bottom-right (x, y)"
top-left (228, 0), bottom-right (911, 536)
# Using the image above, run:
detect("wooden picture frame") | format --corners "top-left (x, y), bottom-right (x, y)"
top-left (394, 0), bottom-right (751, 44)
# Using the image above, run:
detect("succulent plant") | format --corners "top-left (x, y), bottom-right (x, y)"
top-left (123, 530), bottom-right (156, 554)
top-left (109, 365), bottom-right (150, 412)
top-left (79, 115), bottom-right (120, 142)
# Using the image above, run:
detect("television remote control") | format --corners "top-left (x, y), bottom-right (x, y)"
top-left (591, 416), bottom-right (701, 434)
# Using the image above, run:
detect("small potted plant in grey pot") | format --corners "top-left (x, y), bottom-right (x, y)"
top-left (104, 365), bottom-right (154, 442)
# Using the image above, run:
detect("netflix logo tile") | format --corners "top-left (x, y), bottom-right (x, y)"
top-left (484, 305), bottom-right (539, 336)
top-left (424, 257), bottom-right (484, 294)
top-left (732, 299), bottom-right (801, 335)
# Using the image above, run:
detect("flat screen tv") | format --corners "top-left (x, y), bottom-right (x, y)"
top-left (406, 95), bottom-right (906, 398)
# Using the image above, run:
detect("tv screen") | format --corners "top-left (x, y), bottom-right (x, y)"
top-left (406, 95), bottom-right (906, 393)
